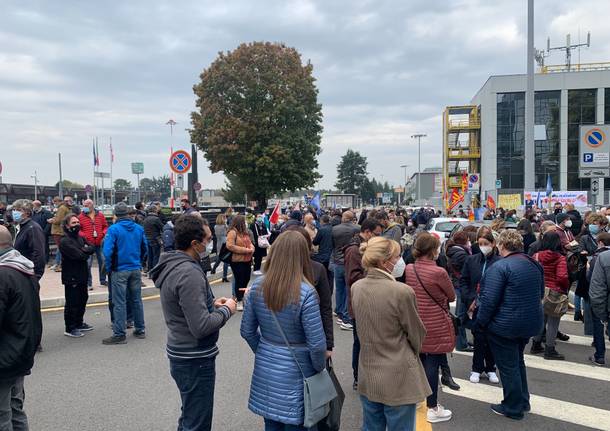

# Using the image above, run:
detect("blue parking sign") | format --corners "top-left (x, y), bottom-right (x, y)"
top-left (583, 153), bottom-right (594, 163)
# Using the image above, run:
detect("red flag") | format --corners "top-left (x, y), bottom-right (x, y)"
top-left (461, 172), bottom-right (468, 194)
top-left (487, 193), bottom-right (496, 210)
top-left (269, 201), bottom-right (281, 225)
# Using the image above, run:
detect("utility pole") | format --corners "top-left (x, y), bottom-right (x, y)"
top-left (31, 170), bottom-right (38, 201)
top-left (58, 153), bottom-right (64, 199)
top-left (400, 164), bottom-right (409, 204)
top-left (411, 134), bottom-right (427, 202)
top-left (524, 0), bottom-right (536, 190)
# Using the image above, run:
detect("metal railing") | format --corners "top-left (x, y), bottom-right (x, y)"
top-left (540, 62), bottom-right (610, 74)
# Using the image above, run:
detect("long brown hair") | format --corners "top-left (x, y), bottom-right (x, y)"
top-left (262, 231), bottom-right (313, 312)
top-left (229, 214), bottom-right (247, 235)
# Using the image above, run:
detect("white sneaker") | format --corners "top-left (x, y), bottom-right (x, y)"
top-left (470, 372), bottom-right (480, 383)
top-left (237, 301), bottom-right (244, 312)
top-left (427, 405), bottom-right (452, 423)
top-left (253, 270), bottom-right (263, 276)
top-left (487, 372), bottom-right (500, 384)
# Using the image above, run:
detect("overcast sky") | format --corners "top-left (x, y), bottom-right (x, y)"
top-left (2, 0), bottom-right (609, 191)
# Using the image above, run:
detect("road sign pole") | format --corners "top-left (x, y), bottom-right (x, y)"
top-left (137, 173), bottom-right (141, 202)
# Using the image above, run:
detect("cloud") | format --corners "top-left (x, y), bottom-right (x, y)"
top-left (1, 0), bottom-right (609, 193)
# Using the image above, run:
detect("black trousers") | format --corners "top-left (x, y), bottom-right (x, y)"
top-left (472, 329), bottom-right (496, 373)
top-left (253, 251), bottom-right (264, 272)
top-left (230, 261), bottom-right (251, 302)
top-left (64, 282), bottom-right (88, 332)
top-left (352, 319), bottom-right (360, 382)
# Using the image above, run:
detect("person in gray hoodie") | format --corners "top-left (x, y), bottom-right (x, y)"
top-left (150, 214), bottom-right (236, 431)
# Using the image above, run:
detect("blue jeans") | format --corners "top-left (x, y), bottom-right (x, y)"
top-left (574, 294), bottom-right (582, 313)
top-left (487, 334), bottom-right (530, 419)
top-left (147, 242), bottom-right (161, 273)
top-left (111, 270), bottom-right (145, 337)
top-left (170, 357), bottom-right (216, 431)
top-left (455, 293), bottom-right (469, 350)
top-left (107, 274), bottom-right (133, 324)
top-left (87, 245), bottom-right (107, 287)
top-left (334, 264), bottom-right (350, 323)
top-left (360, 395), bottom-right (416, 431)
top-left (420, 353), bottom-right (444, 408)
top-left (263, 419), bottom-right (316, 431)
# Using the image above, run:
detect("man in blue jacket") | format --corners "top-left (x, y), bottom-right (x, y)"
top-left (476, 230), bottom-right (544, 420)
top-left (102, 202), bottom-right (148, 345)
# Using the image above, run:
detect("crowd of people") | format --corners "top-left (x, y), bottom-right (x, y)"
top-left (2, 196), bottom-right (610, 430)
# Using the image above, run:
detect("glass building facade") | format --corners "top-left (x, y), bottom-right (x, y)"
top-left (496, 91), bottom-right (561, 190)
top-left (567, 89), bottom-right (596, 190)
top-left (496, 92), bottom-right (525, 189)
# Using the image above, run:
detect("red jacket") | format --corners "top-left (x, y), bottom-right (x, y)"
top-left (78, 211), bottom-right (108, 247)
top-left (535, 250), bottom-right (569, 294)
top-left (405, 259), bottom-right (456, 354)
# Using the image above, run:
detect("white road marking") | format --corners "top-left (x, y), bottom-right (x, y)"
top-left (555, 333), bottom-right (610, 348)
top-left (452, 350), bottom-right (610, 382)
top-left (448, 377), bottom-right (610, 430)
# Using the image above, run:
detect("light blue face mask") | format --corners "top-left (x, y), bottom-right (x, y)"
top-left (12, 210), bottom-right (23, 223)
top-left (589, 224), bottom-right (600, 236)
top-left (82, 207), bottom-right (91, 214)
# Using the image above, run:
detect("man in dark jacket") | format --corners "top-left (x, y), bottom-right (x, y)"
top-left (31, 200), bottom-right (53, 263)
top-left (586, 232), bottom-right (610, 366)
top-left (151, 215), bottom-right (235, 431)
top-left (331, 211), bottom-right (360, 330)
top-left (102, 202), bottom-right (148, 345)
top-left (143, 205), bottom-right (164, 273)
top-left (280, 210), bottom-right (302, 232)
top-left (312, 215), bottom-right (333, 286)
top-left (476, 230), bottom-right (544, 420)
top-left (565, 204), bottom-right (583, 237)
top-left (12, 199), bottom-right (46, 280)
top-left (0, 225), bottom-right (42, 431)
top-left (134, 202), bottom-right (147, 225)
top-left (59, 214), bottom-right (95, 337)
top-left (343, 219), bottom-right (382, 389)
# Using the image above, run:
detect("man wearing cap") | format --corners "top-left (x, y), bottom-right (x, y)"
top-left (102, 202), bottom-right (148, 345)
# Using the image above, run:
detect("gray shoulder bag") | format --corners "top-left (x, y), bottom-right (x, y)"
top-left (270, 311), bottom-right (337, 428)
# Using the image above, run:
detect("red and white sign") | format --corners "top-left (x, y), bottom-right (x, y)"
top-left (169, 150), bottom-right (192, 174)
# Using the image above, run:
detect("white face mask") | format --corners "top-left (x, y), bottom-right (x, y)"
top-left (480, 245), bottom-right (493, 256)
top-left (206, 241), bottom-right (214, 254)
top-left (564, 220), bottom-right (573, 228)
top-left (389, 257), bottom-right (406, 278)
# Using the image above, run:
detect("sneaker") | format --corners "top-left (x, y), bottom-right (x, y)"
top-left (253, 270), bottom-right (263, 276)
top-left (456, 346), bottom-right (475, 353)
top-left (490, 403), bottom-right (523, 420)
top-left (133, 330), bottom-right (146, 339)
top-left (556, 332), bottom-right (570, 342)
top-left (352, 381), bottom-right (358, 391)
top-left (469, 372), bottom-right (480, 383)
top-left (102, 335), bottom-right (127, 345)
top-left (100, 280), bottom-right (108, 286)
top-left (589, 356), bottom-right (605, 366)
top-left (88, 286), bottom-right (94, 291)
top-left (339, 321), bottom-right (354, 331)
top-left (237, 301), bottom-right (244, 312)
top-left (336, 318), bottom-right (344, 325)
top-left (574, 310), bottom-right (583, 321)
top-left (54, 265), bottom-right (62, 272)
top-left (126, 321), bottom-right (134, 329)
top-left (427, 405), bottom-right (452, 423)
top-left (530, 341), bottom-right (544, 354)
top-left (487, 372), bottom-right (500, 384)
top-left (79, 323), bottom-right (94, 332)
top-left (49, 264), bottom-right (57, 271)
top-left (222, 277), bottom-right (229, 283)
top-left (64, 329), bottom-right (84, 338)
top-left (544, 346), bottom-right (565, 360)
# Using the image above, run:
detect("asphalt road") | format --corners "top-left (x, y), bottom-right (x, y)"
top-left (26, 279), bottom-right (609, 431)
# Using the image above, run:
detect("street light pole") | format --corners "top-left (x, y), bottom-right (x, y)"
top-left (31, 170), bottom-right (38, 201)
top-left (411, 134), bottom-right (427, 203)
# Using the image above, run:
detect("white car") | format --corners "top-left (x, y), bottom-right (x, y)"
top-left (424, 217), bottom-right (468, 242)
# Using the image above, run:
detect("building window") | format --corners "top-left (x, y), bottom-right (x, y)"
top-left (534, 91), bottom-right (560, 189)
top-left (496, 92), bottom-right (525, 189)
top-left (568, 89), bottom-right (596, 190)
top-left (605, 88), bottom-right (610, 124)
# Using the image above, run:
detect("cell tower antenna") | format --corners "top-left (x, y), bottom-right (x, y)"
top-left (547, 31), bottom-right (591, 71)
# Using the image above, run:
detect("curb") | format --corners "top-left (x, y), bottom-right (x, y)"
top-left (40, 271), bottom-right (230, 309)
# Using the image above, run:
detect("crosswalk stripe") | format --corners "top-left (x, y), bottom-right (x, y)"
top-left (452, 350), bottom-right (610, 382)
top-left (557, 333), bottom-right (610, 348)
top-left (448, 377), bottom-right (610, 430)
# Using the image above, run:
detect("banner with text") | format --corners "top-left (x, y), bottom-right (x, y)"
top-left (498, 194), bottom-right (522, 210)
top-left (524, 191), bottom-right (588, 207)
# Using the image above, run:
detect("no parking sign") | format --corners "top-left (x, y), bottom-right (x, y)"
top-left (467, 173), bottom-right (480, 191)
top-left (170, 150), bottom-right (192, 174)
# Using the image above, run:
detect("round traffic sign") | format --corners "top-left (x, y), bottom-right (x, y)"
top-left (585, 128), bottom-right (606, 148)
top-left (85, 184), bottom-right (92, 193)
top-left (193, 182), bottom-right (202, 191)
top-left (170, 150), bottom-right (192, 174)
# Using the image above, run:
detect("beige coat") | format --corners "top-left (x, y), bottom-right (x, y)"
top-left (352, 268), bottom-right (432, 406)
top-left (226, 229), bottom-right (254, 262)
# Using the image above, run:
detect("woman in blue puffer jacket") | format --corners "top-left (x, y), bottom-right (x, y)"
top-left (241, 231), bottom-right (327, 431)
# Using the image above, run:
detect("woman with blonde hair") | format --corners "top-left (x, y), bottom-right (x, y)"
top-left (351, 236), bottom-right (430, 431)
top-left (241, 231), bottom-right (326, 430)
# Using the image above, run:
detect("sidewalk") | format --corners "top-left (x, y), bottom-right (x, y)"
top-left (39, 263), bottom-right (230, 309)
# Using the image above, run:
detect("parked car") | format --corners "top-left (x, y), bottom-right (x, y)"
top-left (424, 217), bottom-right (468, 242)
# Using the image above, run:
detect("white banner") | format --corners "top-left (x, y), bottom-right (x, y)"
top-left (524, 191), bottom-right (588, 207)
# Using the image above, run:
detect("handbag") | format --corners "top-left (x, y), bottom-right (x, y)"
top-left (255, 224), bottom-right (270, 249)
top-left (320, 358), bottom-right (344, 431)
top-left (413, 264), bottom-right (460, 336)
top-left (270, 312), bottom-right (338, 428)
top-left (542, 288), bottom-right (569, 317)
top-left (218, 243), bottom-right (232, 263)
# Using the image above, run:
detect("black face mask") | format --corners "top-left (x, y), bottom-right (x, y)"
top-left (554, 208), bottom-right (562, 215)
top-left (69, 225), bottom-right (80, 234)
